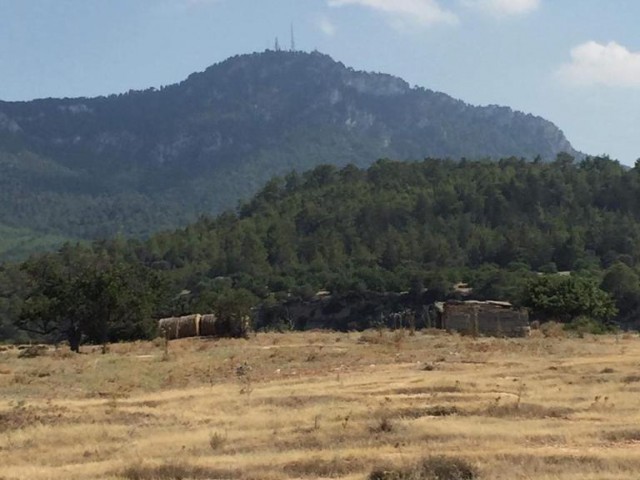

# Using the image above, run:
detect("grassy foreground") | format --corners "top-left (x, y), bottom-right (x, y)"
top-left (1, 329), bottom-right (640, 479)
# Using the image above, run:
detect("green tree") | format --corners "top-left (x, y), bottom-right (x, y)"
top-left (17, 254), bottom-right (85, 351)
top-left (523, 275), bottom-right (617, 322)
top-left (601, 262), bottom-right (640, 321)
top-left (206, 288), bottom-right (257, 338)
top-left (15, 252), bottom-right (162, 351)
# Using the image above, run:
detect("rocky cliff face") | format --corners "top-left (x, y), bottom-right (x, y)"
top-left (0, 50), bottom-right (579, 256)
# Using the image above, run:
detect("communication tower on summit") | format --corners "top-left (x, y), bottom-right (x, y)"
top-left (290, 23), bottom-right (296, 51)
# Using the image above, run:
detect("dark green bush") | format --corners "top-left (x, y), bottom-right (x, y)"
top-left (564, 316), bottom-right (617, 335)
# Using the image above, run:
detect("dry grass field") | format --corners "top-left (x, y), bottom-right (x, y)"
top-left (1, 328), bottom-right (640, 479)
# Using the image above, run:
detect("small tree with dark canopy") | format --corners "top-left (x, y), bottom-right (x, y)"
top-left (15, 247), bottom-right (163, 352)
top-left (523, 275), bottom-right (617, 323)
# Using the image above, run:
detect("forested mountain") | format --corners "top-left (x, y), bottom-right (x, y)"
top-left (0, 50), bottom-right (578, 259)
top-left (2, 156), bottom-right (640, 343)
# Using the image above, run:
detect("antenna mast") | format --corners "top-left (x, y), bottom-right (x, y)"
top-left (274, 37), bottom-right (281, 51)
top-left (290, 23), bottom-right (296, 51)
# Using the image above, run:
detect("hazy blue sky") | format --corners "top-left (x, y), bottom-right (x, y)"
top-left (1, 0), bottom-right (639, 163)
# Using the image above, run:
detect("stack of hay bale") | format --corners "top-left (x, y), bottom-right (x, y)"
top-left (158, 314), bottom-right (201, 340)
top-left (157, 313), bottom-right (250, 340)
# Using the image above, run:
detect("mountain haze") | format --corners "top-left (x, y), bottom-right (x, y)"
top-left (0, 50), bottom-right (578, 258)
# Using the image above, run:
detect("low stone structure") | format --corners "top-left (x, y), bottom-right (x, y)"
top-left (256, 292), bottom-right (529, 337)
top-left (440, 300), bottom-right (530, 337)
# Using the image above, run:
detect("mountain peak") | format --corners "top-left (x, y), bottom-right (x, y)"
top-left (180, 49), bottom-right (411, 100)
top-left (0, 50), bottom-right (579, 258)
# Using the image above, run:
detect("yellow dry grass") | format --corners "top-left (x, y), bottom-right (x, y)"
top-left (1, 330), bottom-right (640, 479)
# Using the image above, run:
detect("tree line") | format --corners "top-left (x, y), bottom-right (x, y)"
top-left (1, 155), bottom-right (639, 346)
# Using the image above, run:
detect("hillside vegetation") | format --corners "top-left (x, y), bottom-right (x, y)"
top-left (2, 156), bottom-right (640, 344)
top-left (0, 50), bottom-right (578, 258)
top-left (0, 224), bottom-right (71, 262)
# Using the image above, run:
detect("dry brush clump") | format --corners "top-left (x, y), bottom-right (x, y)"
top-left (369, 414), bottom-right (395, 434)
top-left (208, 430), bottom-right (227, 451)
top-left (622, 374), bottom-right (640, 383)
top-left (121, 461), bottom-right (241, 480)
top-left (481, 399), bottom-right (573, 419)
top-left (602, 428), bottom-right (640, 443)
top-left (369, 456), bottom-right (478, 480)
top-left (394, 405), bottom-right (460, 419)
top-left (493, 452), bottom-right (640, 476)
top-left (0, 400), bottom-right (70, 433)
top-left (283, 455), bottom-right (368, 478)
top-left (538, 321), bottom-right (566, 338)
top-left (17, 344), bottom-right (48, 359)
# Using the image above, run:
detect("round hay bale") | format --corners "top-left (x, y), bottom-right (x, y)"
top-left (200, 314), bottom-right (217, 336)
top-left (176, 315), bottom-right (199, 338)
top-left (158, 317), bottom-right (179, 340)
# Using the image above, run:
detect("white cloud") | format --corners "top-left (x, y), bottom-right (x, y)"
top-left (328, 0), bottom-right (458, 27)
top-left (464, 0), bottom-right (540, 17)
top-left (557, 41), bottom-right (640, 88)
top-left (317, 16), bottom-right (337, 36)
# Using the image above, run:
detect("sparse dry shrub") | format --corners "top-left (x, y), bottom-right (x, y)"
top-left (51, 348), bottom-right (74, 359)
top-left (10, 373), bottom-right (31, 385)
top-left (603, 429), bottom-right (640, 443)
top-left (368, 469), bottom-right (408, 480)
top-left (392, 329), bottom-right (406, 346)
top-left (0, 404), bottom-right (34, 432)
top-left (528, 329), bottom-right (544, 339)
top-left (524, 434), bottom-right (567, 446)
top-left (17, 345), bottom-right (48, 359)
top-left (396, 405), bottom-right (459, 419)
top-left (121, 461), bottom-right (240, 480)
top-left (358, 332), bottom-right (390, 345)
top-left (270, 431), bottom-right (324, 452)
top-left (588, 395), bottom-right (612, 411)
top-left (208, 430), bottom-right (227, 451)
top-left (370, 415), bottom-right (394, 434)
top-left (261, 394), bottom-right (334, 408)
top-left (622, 374), bottom-right (640, 383)
top-left (422, 328), bottom-right (449, 336)
top-left (0, 401), bottom-right (69, 432)
top-left (424, 405), bottom-right (459, 417)
top-left (105, 394), bottom-right (119, 413)
top-left (235, 361), bottom-right (253, 395)
top-left (495, 452), bottom-right (640, 473)
top-left (392, 383), bottom-right (462, 395)
top-left (283, 455), bottom-right (366, 477)
top-left (483, 400), bottom-right (572, 419)
top-left (418, 456), bottom-right (478, 480)
top-left (28, 366), bottom-right (52, 378)
top-left (540, 321), bottom-right (566, 338)
top-left (369, 456), bottom-right (478, 480)
top-left (465, 341), bottom-right (498, 353)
